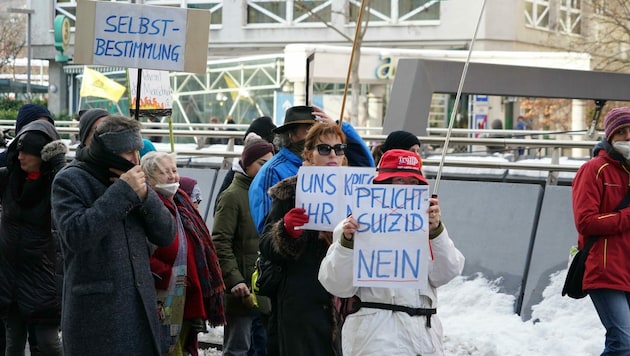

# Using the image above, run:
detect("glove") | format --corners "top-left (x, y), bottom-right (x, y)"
top-left (283, 208), bottom-right (309, 238)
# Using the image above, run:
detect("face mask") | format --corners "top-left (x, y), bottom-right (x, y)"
top-left (613, 141), bottom-right (630, 160)
top-left (155, 182), bottom-right (179, 197)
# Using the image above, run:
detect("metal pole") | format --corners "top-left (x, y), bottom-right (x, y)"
top-left (26, 12), bottom-right (31, 103)
top-left (432, 0), bottom-right (487, 197)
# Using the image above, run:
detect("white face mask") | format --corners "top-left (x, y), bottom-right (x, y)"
top-left (154, 182), bottom-right (180, 197)
top-left (613, 141), bottom-right (630, 160)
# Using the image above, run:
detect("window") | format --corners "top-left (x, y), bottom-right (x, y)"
top-left (524, 0), bottom-right (550, 30)
top-left (525, 0), bottom-right (582, 34)
top-left (246, 0), bottom-right (331, 25)
top-left (558, 0), bottom-right (581, 34)
top-left (349, 0), bottom-right (440, 24)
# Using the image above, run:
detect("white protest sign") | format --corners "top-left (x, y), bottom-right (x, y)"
top-left (128, 68), bottom-right (173, 109)
top-left (295, 166), bottom-right (375, 232)
top-left (351, 184), bottom-right (431, 289)
top-left (74, 1), bottom-right (210, 73)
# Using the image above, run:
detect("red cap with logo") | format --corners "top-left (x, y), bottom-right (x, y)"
top-left (373, 149), bottom-right (428, 185)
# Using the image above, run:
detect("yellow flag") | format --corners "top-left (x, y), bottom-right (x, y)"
top-left (80, 66), bottom-right (126, 102)
top-left (223, 74), bottom-right (239, 101)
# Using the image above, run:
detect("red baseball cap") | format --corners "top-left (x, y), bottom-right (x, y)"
top-left (373, 149), bottom-right (428, 185)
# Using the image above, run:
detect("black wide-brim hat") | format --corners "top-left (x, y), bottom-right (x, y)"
top-left (272, 106), bottom-right (316, 133)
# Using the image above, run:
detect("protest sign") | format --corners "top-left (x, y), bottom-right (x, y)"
top-left (351, 184), bottom-right (431, 289)
top-left (74, 1), bottom-right (210, 73)
top-left (128, 68), bottom-right (173, 109)
top-left (295, 166), bottom-right (375, 232)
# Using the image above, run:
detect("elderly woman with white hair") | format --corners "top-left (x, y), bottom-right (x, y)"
top-left (140, 151), bottom-right (226, 356)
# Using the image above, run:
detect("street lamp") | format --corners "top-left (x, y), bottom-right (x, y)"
top-left (8, 7), bottom-right (35, 103)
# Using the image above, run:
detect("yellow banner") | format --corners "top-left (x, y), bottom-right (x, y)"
top-left (80, 66), bottom-right (126, 102)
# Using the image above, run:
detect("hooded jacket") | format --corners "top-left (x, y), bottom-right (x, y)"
top-left (572, 141), bottom-right (630, 292)
top-left (0, 109), bottom-right (56, 168)
top-left (0, 120), bottom-right (67, 321)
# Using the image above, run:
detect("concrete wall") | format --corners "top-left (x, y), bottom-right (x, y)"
top-left (181, 167), bottom-right (574, 321)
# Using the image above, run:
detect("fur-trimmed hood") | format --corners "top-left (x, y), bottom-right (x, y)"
top-left (6, 119), bottom-right (66, 172)
top-left (41, 140), bottom-right (68, 162)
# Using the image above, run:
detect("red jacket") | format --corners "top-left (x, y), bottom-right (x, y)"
top-left (572, 148), bottom-right (630, 292)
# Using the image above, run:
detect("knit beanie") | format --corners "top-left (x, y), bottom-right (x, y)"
top-left (604, 107), bottom-right (630, 142)
top-left (240, 139), bottom-right (274, 169)
top-left (16, 104), bottom-right (54, 134)
top-left (139, 138), bottom-right (157, 158)
top-left (179, 176), bottom-right (202, 203)
top-left (16, 131), bottom-right (51, 157)
top-left (78, 109), bottom-right (110, 145)
top-left (244, 116), bottom-right (276, 143)
top-left (382, 130), bottom-right (421, 152)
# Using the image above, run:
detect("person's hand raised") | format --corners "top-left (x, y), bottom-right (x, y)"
top-left (111, 166), bottom-right (148, 201)
top-left (311, 106), bottom-right (335, 125)
top-left (283, 207), bottom-right (309, 238)
top-left (342, 215), bottom-right (358, 241)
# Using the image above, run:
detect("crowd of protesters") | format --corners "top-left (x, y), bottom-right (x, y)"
top-left (0, 103), bottom-right (465, 356)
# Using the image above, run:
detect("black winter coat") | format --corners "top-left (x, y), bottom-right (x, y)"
top-left (259, 176), bottom-right (341, 356)
top-left (0, 120), bottom-right (67, 321)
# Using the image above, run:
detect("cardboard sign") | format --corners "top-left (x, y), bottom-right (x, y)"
top-left (128, 68), bottom-right (173, 109)
top-left (74, 1), bottom-right (210, 73)
top-left (295, 166), bottom-right (375, 232)
top-left (351, 184), bottom-right (431, 289)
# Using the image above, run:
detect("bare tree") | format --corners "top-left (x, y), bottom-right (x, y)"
top-left (0, 14), bottom-right (26, 75)
top-left (570, 1), bottom-right (630, 73)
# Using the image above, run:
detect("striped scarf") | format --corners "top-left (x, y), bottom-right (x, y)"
top-left (161, 191), bottom-right (226, 327)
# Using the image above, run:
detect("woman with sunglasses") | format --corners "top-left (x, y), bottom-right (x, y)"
top-left (258, 122), bottom-right (346, 356)
top-left (318, 149), bottom-right (465, 356)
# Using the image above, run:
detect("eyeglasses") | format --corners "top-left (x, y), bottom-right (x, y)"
top-left (316, 143), bottom-right (347, 156)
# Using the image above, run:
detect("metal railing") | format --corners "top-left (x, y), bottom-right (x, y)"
top-left (0, 121), bottom-right (596, 177)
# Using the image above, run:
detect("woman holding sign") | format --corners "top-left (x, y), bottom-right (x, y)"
top-left (318, 149), bottom-right (465, 356)
top-left (259, 122), bottom-right (346, 356)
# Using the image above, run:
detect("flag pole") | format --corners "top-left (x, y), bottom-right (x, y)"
top-left (432, 0), bottom-right (487, 198)
top-left (338, 0), bottom-right (367, 126)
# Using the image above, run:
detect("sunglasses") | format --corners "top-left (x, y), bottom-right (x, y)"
top-left (316, 143), bottom-right (347, 156)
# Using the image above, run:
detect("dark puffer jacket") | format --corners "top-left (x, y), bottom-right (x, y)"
top-left (0, 120), bottom-right (67, 321)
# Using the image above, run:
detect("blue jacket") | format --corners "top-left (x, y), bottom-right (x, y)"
top-left (249, 122), bottom-right (374, 233)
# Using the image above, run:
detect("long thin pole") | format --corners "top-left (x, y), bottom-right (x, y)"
top-left (432, 0), bottom-right (487, 197)
top-left (338, 0), bottom-right (368, 125)
top-left (26, 12), bottom-right (32, 103)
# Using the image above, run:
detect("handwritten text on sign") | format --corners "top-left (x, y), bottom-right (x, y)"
top-left (295, 166), bottom-right (375, 232)
top-left (93, 2), bottom-right (186, 71)
top-left (352, 184), bottom-right (431, 289)
top-left (128, 68), bottom-right (173, 110)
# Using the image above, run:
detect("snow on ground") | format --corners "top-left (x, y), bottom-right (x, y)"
top-left (198, 269), bottom-right (604, 355)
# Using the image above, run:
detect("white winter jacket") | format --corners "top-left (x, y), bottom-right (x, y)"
top-left (318, 221), bottom-right (464, 356)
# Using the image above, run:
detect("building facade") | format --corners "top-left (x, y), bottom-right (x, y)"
top-left (23, 0), bottom-right (589, 129)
